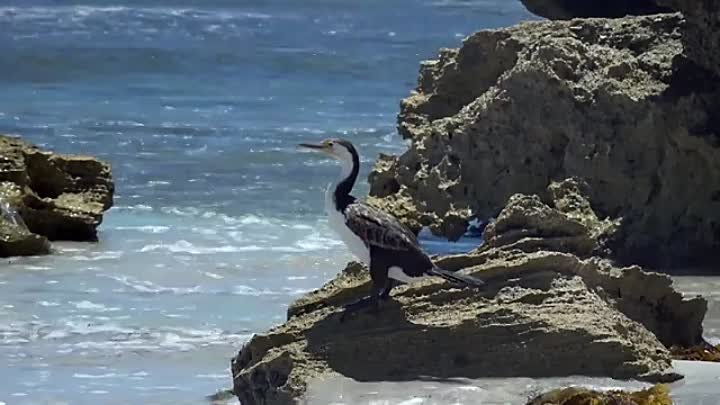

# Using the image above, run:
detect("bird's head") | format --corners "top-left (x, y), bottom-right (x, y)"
top-left (298, 138), bottom-right (358, 166)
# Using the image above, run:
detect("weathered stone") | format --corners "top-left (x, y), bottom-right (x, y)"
top-left (520, 0), bottom-right (671, 20)
top-left (0, 219), bottom-right (50, 257)
top-left (481, 178), bottom-right (619, 257)
top-left (0, 181), bottom-right (49, 257)
top-left (231, 246), bottom-right (707, 404)
top-left (671, 343), bottom-right (720, 362)
top-left (527, 384), bottom-right (672, 405)
top-left (370, 14), bottom-right (720, 268)
top-left (0, 134), bottom-right (114, 253)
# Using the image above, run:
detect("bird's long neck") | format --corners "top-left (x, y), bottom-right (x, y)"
top-left (331, 152), bottom-right (359, 212)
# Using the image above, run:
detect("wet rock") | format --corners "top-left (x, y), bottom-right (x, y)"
top-left (370, 13), bottom-right (720, 268)
top-left (0, 181), bottom-right (50, 257)
top-left (520, 0), bottom-right (671, 20)
top-left (671, 343), bottom-right (720, 362)
top-left (0, 134), bottom-right (114, 255)
top-left (0, 219), bottom-right (50, 257)
top-left (527, 384), bottom-right (672, 405)
top-left (231, 245), bottom-right (706, 404)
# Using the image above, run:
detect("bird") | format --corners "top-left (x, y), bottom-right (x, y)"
top-left (298, 138), bottom-right (484, 321)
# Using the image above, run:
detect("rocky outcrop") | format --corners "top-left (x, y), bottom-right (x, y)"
top-left (481, 178), bottom-right (618, 257)
top-left (368, 13), bottom-right (720, 268)
top-left (520, 0), bottom-right (671, 20)
top-left (0, 134), bottom-right (114, 256)
top-left (232, 261), bottom-right (683, 405)
top-left (230, 182), bottom-right (707, 405)
top-left (468, 180), bottom-right (706, 348)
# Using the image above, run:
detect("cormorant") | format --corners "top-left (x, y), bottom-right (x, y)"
top-left (299, 138), bottom-right (484, 320)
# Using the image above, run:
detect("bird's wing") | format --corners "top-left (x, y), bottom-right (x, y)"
top-left (344, 202), bottom-right (420, 252)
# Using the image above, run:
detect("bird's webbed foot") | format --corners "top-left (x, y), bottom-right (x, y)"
top-left (339, 292), bottom-right (380, 322)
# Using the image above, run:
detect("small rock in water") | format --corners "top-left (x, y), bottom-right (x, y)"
top-left (526, 384), bottom-right (672, 405)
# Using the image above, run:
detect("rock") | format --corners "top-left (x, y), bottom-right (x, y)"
top-left (0, 134), bottom-right (113, 253)
top-left (520, 0), bottom-right (671, 20)
top-left (370, 13), bottom-right (720, 268)
top-left (0, 181), bottom-right (50, 256)
top-left (231, 245), bottom-right (708, 404)
top-left (481, 178), bottom-right (619, 257)
top-left (0, 219), bottom-right (50, 257)
top-left (657, 0), bottom-right (720, 77)
top-left (527, 384), bottom-right (672, 405)
top-left (671, 343), bottom-right (720, 362)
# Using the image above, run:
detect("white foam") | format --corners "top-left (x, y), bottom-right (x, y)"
top-left (295, 232), bottom-right (343, 251)
top-left (138, 240), bottom-right (248, 254)
top-left (114, 225), bottom-right (170, 234)
top-left (232, 285), bottom-right (275, 296)
top-left (23, 265), bottom-right (52, 271)
top-left (146, 180), bottom-right (170, 187)
top-left (72, 301), bottom-right (120, 313)
top-left (111, 204), bottom-right (154, 212)
top-left (71, 251), bottom-right (124, 261)
top-left (104, 275), bottom-right (201, 295)
top-left (73, 373), bottom-right (117, 379)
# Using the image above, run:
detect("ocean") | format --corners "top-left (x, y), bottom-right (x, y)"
top-left (0, 2), bottom-right (717, 405)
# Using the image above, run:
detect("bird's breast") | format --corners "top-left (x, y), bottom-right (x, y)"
top-left (328, 210), bottom-right (370, 264)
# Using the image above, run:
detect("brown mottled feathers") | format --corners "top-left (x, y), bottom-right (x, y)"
top-left (343, 202), bottom-right (421, 252)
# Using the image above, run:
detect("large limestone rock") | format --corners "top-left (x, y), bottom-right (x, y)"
top-left (230, 183), bottom-right (707, 405)
top-left (520, 0), bottom-right (671, 19)
top-left (0, 134), bottom-right (114, 256)
top-left (231, 250), bottom-right (704, 405)
top-left (368, 13), bottom-right (720, 268)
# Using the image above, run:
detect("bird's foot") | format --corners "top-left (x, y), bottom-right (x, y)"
top-left (339, 296), bottom-right (379, 323)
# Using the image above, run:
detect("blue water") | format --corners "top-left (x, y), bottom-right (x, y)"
top-left (5, 2), bottom-right (713, 405)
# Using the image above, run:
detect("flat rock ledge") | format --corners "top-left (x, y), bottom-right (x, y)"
top-left (0, 134), bottom-right (114, 257)
top-left (230, 180), bottom-right (707, 405)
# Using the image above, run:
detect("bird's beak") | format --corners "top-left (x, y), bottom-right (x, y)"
top-left (298, 142), bottom-right (328, 152)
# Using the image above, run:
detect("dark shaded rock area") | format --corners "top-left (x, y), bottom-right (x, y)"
top-left (0, 134), bottom-right (114, 256)
top-left (520, 0), bottom-right (672, 20)
top-left (657, 0), bottom-right (720, 77)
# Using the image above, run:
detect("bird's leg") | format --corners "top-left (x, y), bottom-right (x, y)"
top-left (339, 285), bottom-right (381, 322)
top-left (379, 279), bottom-right (398, 300)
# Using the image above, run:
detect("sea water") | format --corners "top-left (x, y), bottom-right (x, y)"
top-left (0, 2), bottom-right (717, 405)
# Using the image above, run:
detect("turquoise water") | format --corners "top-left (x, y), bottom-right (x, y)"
top-left (0, 2), bottom-right (542, 404)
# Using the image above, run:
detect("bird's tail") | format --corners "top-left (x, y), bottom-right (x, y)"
top-left (428, 266), bottom-right (485, 288)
